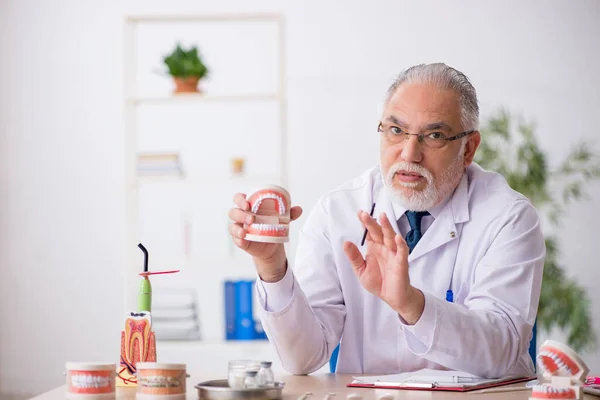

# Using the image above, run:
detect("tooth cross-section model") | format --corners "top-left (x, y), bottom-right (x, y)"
top-left (530, 340), bottom-right (590, 400)
top-left (117, 311), bottom-right (157, 386)
top-left (245, 185), bottom-right (291, 243)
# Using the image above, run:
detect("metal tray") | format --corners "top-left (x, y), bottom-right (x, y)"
top-left (194, 379), bottom-right (285, 400)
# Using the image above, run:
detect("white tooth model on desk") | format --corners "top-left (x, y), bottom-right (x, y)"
top-left (530, 339), bottom-right (589, 400)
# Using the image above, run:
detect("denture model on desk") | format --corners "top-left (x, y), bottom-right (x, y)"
top-left (244, 185), bottom-right (291, 243)
top-left (529, 339), bottom-right (590, 400)
top-left (65, 362), bottom-right (116, 399)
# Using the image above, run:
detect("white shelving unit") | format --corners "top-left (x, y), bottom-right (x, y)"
top-left (127, 93), bottom-right (280, 105)
top-left (122, 13), bottom-right (287, 345)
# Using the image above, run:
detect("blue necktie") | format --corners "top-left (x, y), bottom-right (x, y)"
top-left (404, 211), bottom-right (430, 253)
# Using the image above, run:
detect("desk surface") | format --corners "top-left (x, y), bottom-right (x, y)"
top-left (31, 372), bottom-right (597, 400)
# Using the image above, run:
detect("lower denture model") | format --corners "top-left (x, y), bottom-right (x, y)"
top-left (244, 185), bottom-right (291, 243)
top-left (530, 340), bottom-right (589, 400)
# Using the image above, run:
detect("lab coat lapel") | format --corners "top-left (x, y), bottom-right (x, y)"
top-left (407, 207), bottom-right (457, 261)
top-left (408, 172), bottom-right (471, 262)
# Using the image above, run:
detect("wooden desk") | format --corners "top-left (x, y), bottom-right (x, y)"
top-left (30, 372), bottom-right (597, 400)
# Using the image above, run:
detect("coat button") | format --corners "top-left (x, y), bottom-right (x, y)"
top-left (450, 231), bottom-right (456, 238)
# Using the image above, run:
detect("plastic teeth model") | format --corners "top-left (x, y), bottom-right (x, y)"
top-left (244, 185), bottom-right (291, 243)
top-left (530, 385), bottom-right (577, 399)
top-left (530, 340), bottom-right (589, 400)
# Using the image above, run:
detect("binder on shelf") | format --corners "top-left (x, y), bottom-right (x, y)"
top-left (224, 281), bottom-right (237, 340)
top-left (236, 280), bottom-right (254, 340)
top-left (223, 279), bottom-right (268, 341)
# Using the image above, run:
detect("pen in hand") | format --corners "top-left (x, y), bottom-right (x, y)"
top-left (360, 203), bottom-right (376, 246)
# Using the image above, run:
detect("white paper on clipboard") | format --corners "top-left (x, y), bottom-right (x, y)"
top-left (352, 368), bottom-right (498, 389)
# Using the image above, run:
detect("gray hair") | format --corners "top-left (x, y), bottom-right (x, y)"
top-left (386, 63), bottom-right (479, 131)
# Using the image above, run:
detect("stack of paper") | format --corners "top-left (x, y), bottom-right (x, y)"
top-left (137, 152), bottom-right (184, 177)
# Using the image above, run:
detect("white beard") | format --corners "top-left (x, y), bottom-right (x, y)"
top-left (383, 150), bottom-right (465, 211)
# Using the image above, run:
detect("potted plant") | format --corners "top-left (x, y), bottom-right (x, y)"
top-left (162, 43), bottom-right (209, 94)
top-left (475, 108), bottom-right (600, 353)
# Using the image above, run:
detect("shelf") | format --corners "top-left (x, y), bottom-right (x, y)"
top-left (130, 174), bottom-right (282, 186)
top-left (131, 256), bottom-right (249, 266)
top-left (123, 13), bottom-right (288, 340)
top-left (129, 258), bottom-right (255, 275)
top-left (126, 13), bottom-right (282, 23)
top-left (127, 93), bottom-right (280, 105)
top-left (157, 339), bottom-right (270, 347)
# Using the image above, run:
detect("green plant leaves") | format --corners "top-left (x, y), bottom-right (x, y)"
top-left (475, 109), bottom-right (599, 352)
top-left (537, 237), bottom-right (595, 352)
top-left (163, 42), bottom-right (209, 78)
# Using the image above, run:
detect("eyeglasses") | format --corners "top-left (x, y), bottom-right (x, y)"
top-left (377, 122), bottom-right (474, 149)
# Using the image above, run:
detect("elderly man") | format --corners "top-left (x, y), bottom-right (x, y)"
top-left (228, 63), bottom-right (545, 378)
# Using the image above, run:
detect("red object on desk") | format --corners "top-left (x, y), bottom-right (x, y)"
top-left (586, 376), bottom-right (600, 385)
top-left (139, 269), bottom-right (180, 276)
top-left (347, 376), bottom-right (535, 392)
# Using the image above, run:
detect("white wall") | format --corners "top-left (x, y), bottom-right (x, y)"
top-left (0, 1), bottom-right (127, 397)
top-left (1, 0), bottom-right (600, 397)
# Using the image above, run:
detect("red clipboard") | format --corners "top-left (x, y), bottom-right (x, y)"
top-left (348, 375), bottom-right (536, 392)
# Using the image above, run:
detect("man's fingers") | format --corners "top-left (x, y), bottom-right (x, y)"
top-left (360, 210), bottom-right (383, 243)
top-left (228, 207), bottom-right (254, 224)
top-left (233, 192), bottom-right (250, 211)
top-left (233, 237), bottom-right (250, 250)
top-left (290, 206), bottom-right (303, 221)
top-left (379, 212), bottom-right (397, 252)
top-left (343, 241), bottom-right (365, 271)
top-left (395, 234), bottom-right (409, 262)
top-left (228, 222), bottom-right (246, 240)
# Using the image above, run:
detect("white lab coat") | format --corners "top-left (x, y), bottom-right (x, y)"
top-left (255, 163), bottom-right (545, 378)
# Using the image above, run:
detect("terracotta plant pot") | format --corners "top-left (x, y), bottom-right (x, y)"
top-left (173, 76), bottom-right (200, 93)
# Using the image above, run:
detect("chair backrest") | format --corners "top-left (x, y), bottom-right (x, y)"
top-left (529, 321), bottom-right (537, 370)
top-left (329, 344), bottom-right (340, 373)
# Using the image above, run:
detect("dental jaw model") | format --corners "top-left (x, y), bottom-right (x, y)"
top-left (244, 185), bottom-right (291, 243)
top-left (530, 340), bottom-right (589, 400)
top-left (117, 244), bottom-right (179, 387)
